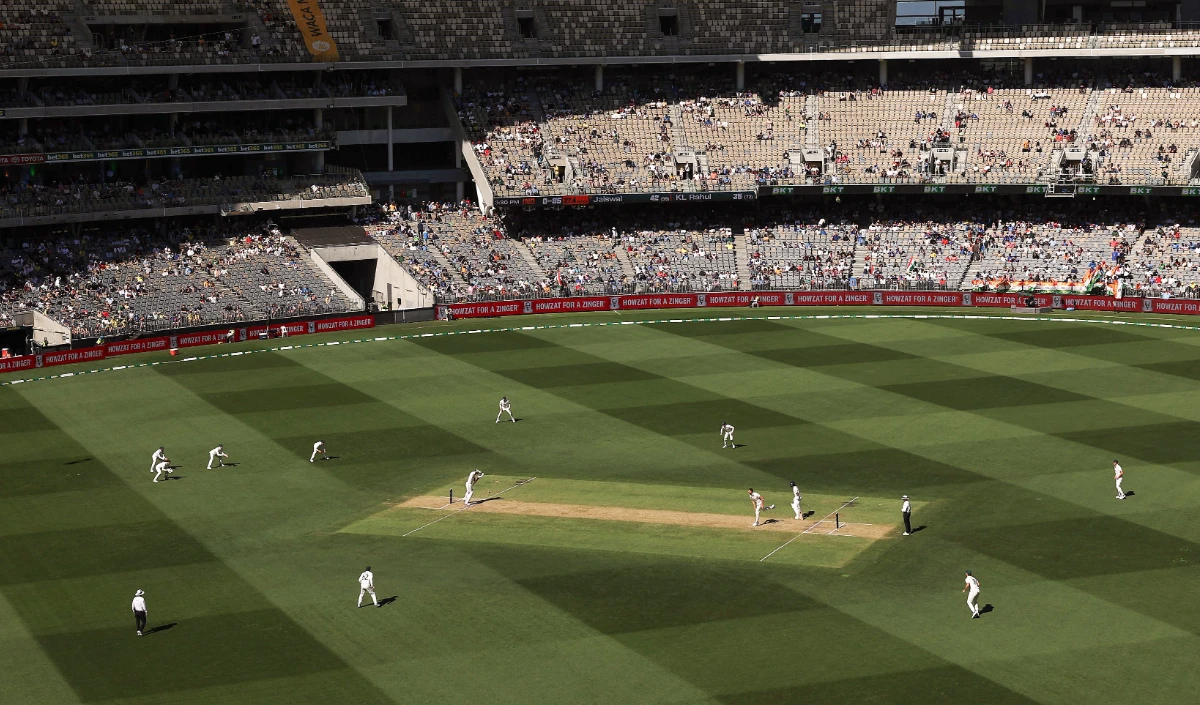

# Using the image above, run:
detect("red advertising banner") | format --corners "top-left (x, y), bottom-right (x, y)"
top-left (40, 346), bottom-right (106, 368)
top-left (969, 293), bottom-right (1055, 308)
top-left (617, 294), bottom-right (700, 310)
top-left (1060, 295), bottom-right (1145, 312)
top-left (0, 153), bottom-right (46, 166)
top-left (104, 336), bottom-right (171, 356)
top-left (174, 330), bottom-right (234, 349)
top-left (0, 355), bottom-right (36, 373)
top-left (311, 315), bottom-right (376, 333)
top-left (1149, 298), bottom-right (1200, 315)
top-left (880, 291), bottom-right (964, 307)
top-left (790, 291), bottom-right (873, 306)
top-left (530, 297), bottom-right (610, 314)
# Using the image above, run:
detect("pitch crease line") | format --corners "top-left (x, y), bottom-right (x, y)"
top-left (402, 477), bottom-right (537, 537)
top-left (761, 496), bottom-right (859, 562)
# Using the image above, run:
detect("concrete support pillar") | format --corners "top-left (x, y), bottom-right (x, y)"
top-left (314, 107), bottom-right (324, 130)
top-left (386, 106), bottom-right (394, 172)
top-left (594, 65), bottom-right (604, 92)
top-left (453, 67), bottom-right (463, 95)
top-left (1173, 56), bottom-right (1182, 82)
top-left (169, 157), bottom-right (182, 178)
top-left (735, 61), bottom-right (745, 91)
top-left (314, 151), bottom-right (325, 173)
top-left (18, 118), bottom-right (28, 137)
top-left (167, 73), bottom-right (178, 90)
top-left (878, 59), bottom-right (888, 87)
top-left (1023, 57), bottom-right (1033, 86)
top-left (17, 77), bottom-right (28, 92)
top-left (457, 181), bottom-right (465, 201)
top-left (169, 113), bottom-right (178, 132)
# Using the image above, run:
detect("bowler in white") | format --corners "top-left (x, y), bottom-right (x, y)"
top-left (207, 445), bottom-right (228, 469)
top-left (790, 481), bottom-right (802, 520)
top-left (748, 488), bottom-right (774, 527)
top-left (357, 566), bottom-right (380, 608)
top-left (1113, 459), bottom-right (1126, 499)
top-left (310, 441), bottom-right (327, 463)
top-left (464, 469), bottom-right (484, 505)
top-left (963, 570), bottom-right (982, 618)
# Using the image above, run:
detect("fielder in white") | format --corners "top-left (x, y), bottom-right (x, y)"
top-left (464, 469), bottom-right (485, 505)
top-left (963, 570), bottom-right (982, 618)
top-left (357, 566), bottom-right (380, 608)
top-left (310, 441), bottom-right (328, 463)
top-left (152, 458), bottom-right (172, 483)
top-left (721, 422), bottom-right (735, 449)
top-left (748, 488), bottom-right (774, 527)
top-left (496, 396), bottom-right (515, 423)
top-left (207, 445), bottom-right (228, 469)
top-left (150, 446), bottom-right (166, 472)
top-left (1113, 459), bottom-right (1126, 499)
top-left (790, 481), bottom-right (802, 519)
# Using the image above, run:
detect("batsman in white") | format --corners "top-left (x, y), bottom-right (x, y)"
top-left (207, 445), bottom-right (229, 469)
top-left (748, 488), bottom-right (774, 527)
top-left (721, 422), bottom-right (735, 449)
top-left (464, 469), bottom-right (485, 505)
top-left (963, 570), bottom-right (982, 618)
top-left (790, 481), bottom-right (802, 520)
top-left (310, 440), bottom-right (328, 463)
top-left (496, 396), bottom-right (515, 423)
top-left (357, 566), bottom-right (380, 608)
top-left (1113, 459), bottom-right (1126, 499)
top-left (150, 446), bottom-right (166, 472)
top-left (152, 458), bottom-right (172, 483)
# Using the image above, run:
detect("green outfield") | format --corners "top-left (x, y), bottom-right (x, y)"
top-left (2, 309), bottom-right (1198, 704)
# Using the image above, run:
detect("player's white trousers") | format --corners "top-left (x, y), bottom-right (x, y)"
top-left (791, 499), bottom-right (802, 519)
top-left (967, 591), bottom-right (980, 614)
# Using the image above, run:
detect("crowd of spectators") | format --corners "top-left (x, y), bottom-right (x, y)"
top-left (0, 219), bottom-right (358, 338)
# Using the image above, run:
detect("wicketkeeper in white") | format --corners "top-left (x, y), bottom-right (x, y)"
top-left (357, 566), bottom-right (380, 608)
top-left (790, 481), bottom-right (802, 519)
top-left (963, 570), bottom-right (982, 618)
top-left (496, 396), bottom-right (515, 423)
top-left (464, 469), bottom-right (484, 505)
top-left (721, 422), bottom-right (735, 448)
top-left (748, 488), bottom-right (774, 527)
top-left (150, 446), bottom-right (166, 472)
top-left (152, 458), bottom-right (172, 483)
top-left (310, 441), bottom-right (327, 463)
top-left (207, 445), bottom-right (229, 469)
top-left (1113, 459), bottom-right (1126, 499)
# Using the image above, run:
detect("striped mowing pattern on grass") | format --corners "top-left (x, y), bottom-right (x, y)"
top-left (3, 312), bottom-right (1199, 705)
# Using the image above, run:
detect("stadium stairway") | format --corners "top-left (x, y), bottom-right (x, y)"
top-left (613, 246), bottom-right (637, 280)
top-left (940, 91), bottom-right (956, 132)
top-left (1077, 88), bottom-right (1104, 141)
top-left (735, 237), bottom-right (752, 291)
top-left (805, 95), bottom-right (819, 146)
top-left (510, 239), bottom-right (546, 280)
